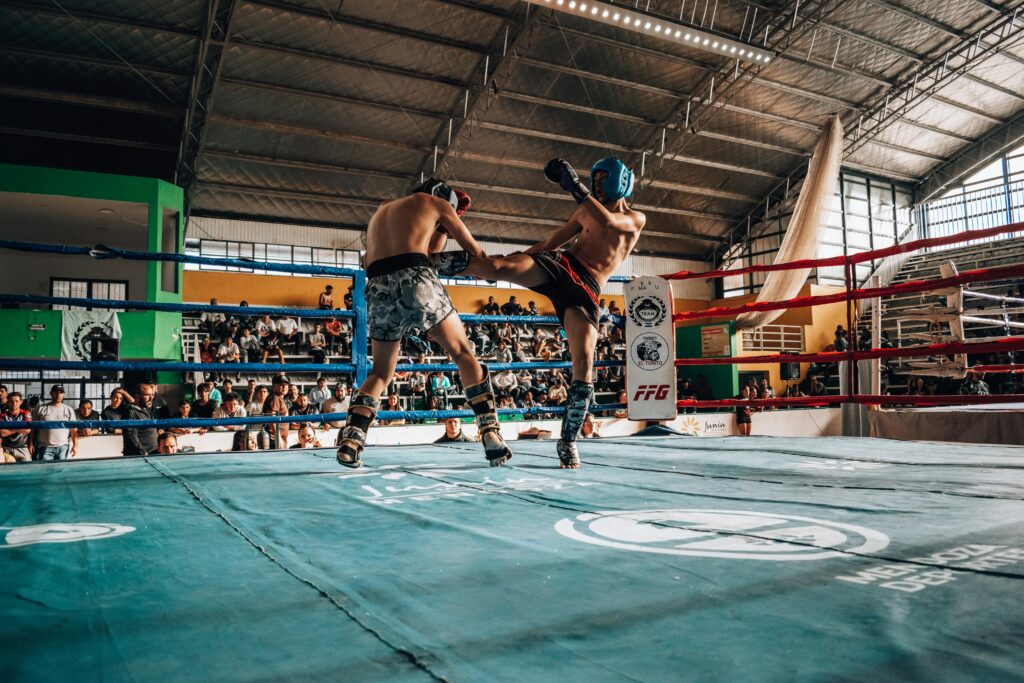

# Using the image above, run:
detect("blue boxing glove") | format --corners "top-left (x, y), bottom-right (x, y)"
top-left (544, 158), bottom-right (590, 204)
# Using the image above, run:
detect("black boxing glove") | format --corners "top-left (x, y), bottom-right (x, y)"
top-left (544, 158), bottom-right (589, 204)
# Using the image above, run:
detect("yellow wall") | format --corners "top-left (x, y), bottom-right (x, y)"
top-left (184, 271), bottom-right (849, 394)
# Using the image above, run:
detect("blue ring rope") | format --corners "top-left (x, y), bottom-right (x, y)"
top-left (0, 359), bottom-right (622, 373)
top-left (0, 404), bottom-right (626, 430)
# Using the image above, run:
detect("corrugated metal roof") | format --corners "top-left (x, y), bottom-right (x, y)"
top-left (2, 0), bottom-right (1023, 260)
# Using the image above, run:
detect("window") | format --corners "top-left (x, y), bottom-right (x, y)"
top-left (161, 210), bottom-right (180, 294)
top-left (183, 239), bottom-right (363, 277)
top-left (51, 278), bottom-right (128, 311)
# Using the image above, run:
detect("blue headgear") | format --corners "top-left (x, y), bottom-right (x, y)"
top-left (590, 157), bottom-right (634, 202)
top-left (412, 178), bottom-right (458, 212)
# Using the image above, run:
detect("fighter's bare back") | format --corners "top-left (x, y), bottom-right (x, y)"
top-left (364, 193), bottom-right (483, 266)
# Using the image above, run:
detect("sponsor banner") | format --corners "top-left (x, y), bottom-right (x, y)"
top-left (625, 276), bottom-right (676, 420)
top-left (677, 415), bottom-right (732, 437)
top-left (60, 310), bottom-right (121, 361)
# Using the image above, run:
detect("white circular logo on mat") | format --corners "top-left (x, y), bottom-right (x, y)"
top-left (554, 509), bottom-right (889, 561)
top-left (1, 523), bottom-right (136, 548)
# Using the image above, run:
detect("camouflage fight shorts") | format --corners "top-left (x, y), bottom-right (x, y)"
top-left (365, 253), bottom-right (456, 341)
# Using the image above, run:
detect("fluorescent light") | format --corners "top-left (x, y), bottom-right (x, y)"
top-left (521, 0), bottom-right (775, 64)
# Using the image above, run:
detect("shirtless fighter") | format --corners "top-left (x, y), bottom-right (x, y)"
top-left (433, 157), bottom-right (646, 469)
top-left (335, 179), bottom-right (513, 468)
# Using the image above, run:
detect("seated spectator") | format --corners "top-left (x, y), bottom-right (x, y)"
top-left (323, 315), bottom-right (344, 354)
top-left (494, 369), bottom-right (518, 397)
top-left (308, 323), bottom-right (328, 363)
top-left (199, 336), bottom-right (216, 364)
top-left (580, 412), bottom-right (600, 439)
top-left (156, 432), bottom-right (179, 455)
top-left (290, 424), bottom-right (323, 449)
top-left (343, 286), bottom-right (353, 310)
top-left (692, 375), bottom-right (712, 401)
top-left (261, 331), bottom-right (285, 364)
top-left (276, 316), bottom-right (301, 353)
top-left (75, 400), bottom-right (99, 437)
top-left (307, 377), bottom-right (330, 410)
top-left (212, 393), bottom-right (247, 431)
top-left (255, 313), bottom-right (276, 339)
top-left (526, 300), bottom-right (539, 316)
top-left (501, 296), bottom-right (523, 316)
top-left (200, 298), bottom-right (224, 337)
top-left (217, 336), bottom-right (241, 364)
top-left (784, 384), bottom-right (806, 398)
top-left (808, 376), bottom-right (827, 396)
top-left (427, 371), bottom-right (451, 408)
top-left (512, 340), bottom-right (530, 363)
top-left (171, 400), bottom-right (202, 435)
top-left (906, 377), bottom-right (927, 396)
top-left (496, 322), bottom-right (515, 344)
top-left (959, 371), bottom-right (990, 395)
top-left (319, 285), bottom-right (334, 310)
top-left (547, 377), bottom-right (568, 406)
top-left (597, 298), bottom-right (611, 321)
top-left (238, 328), bottom-right (261, 364)
top-left (379, 394), bottom-right (405, 426)
top-left (834, 325), bottom-right (849, 352)
top-left (434, 417), bottom-right (472, 443)
top-left (288, 393), bottom-right (318, 429)
top-left (492, 339), bottom-right (513, 364)
top-left (122, 384), bottom-right (159, 456)
top-left (191, 383), bottom-right (220, 418)
top-left (614, 389), bottom-right (628, 418)
top-left (286, 384), bottom-right (300, 407)
top-left (480, 296), bottom-right (500, 315)
top-left (206, 381), bottom-right (223, 405)
top-left (408, 371), bottom-right (428, 405)
top-left (322, 383), bottom-right (350, 428)
top-left (1, 392), bottom-right (32, 462)
top-left (231, 430), bottom-right (259, 452)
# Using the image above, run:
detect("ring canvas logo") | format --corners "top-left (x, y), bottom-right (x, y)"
top-left (554, 509), bottom-right (889, 561)
top-left (627, 295), bottom-right (667, 328)
top-left (630, 333), bottom-right (669, 370)
top-left (1, 523), bottom-right (136, 548)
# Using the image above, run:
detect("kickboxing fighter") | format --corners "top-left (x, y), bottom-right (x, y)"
top-left (433, 157), bottom-right (646, 469)
top-left (335, 179), bottom-right (513, 468)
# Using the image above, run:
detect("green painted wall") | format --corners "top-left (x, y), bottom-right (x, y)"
top-left (0, 310), bottom-right (181, 361)
top-left (676, 322), bottom-right (739, 399)
top-left (0, 163), bottom-right (184, 304)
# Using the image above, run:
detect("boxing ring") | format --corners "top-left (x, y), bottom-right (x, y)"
top-left (2, 224), bottom-right (1024, 680)
top-left (3, 438), bottom-right (1024, 681)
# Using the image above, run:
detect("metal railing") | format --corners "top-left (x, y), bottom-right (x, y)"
top-left (741, 324), bottom-right (804, 352)
top-left (920, 180), bottom-right (1024, 247)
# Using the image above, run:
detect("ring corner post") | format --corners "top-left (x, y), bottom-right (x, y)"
top-left (353, 270), bottom-right (369, 388)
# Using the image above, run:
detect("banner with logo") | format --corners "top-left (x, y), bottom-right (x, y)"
top-left (625, 275), bottom-right (676, 420)
top-left (61, 310), bottom-right (122, 361)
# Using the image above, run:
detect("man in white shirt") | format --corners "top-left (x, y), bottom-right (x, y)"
top-left (321, 383), bottom-right (350, 428)
top-left (255, 314), bottom-right (276, 338)
top-left (493, 370), bottom-right (518, 396)
top-left (212, 393), bottom-right (248, 431)
top-left (201, 298), bottom-right (225, 336)
top-left (217, 337), bottom-right (241, 364)
top-left (32, 385), bottom-right (78, 460)
top-left (276, 316), bottom-right (301, 353)
top-left (307, 377), bottom-right (331, 410)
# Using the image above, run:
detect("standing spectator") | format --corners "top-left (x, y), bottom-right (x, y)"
top-left (75, 400), bottom-right (99, 437)
top-left (276, 316), bottom-right (301, 353)
top-left (191, 383), bottom-right (219, 418)
top-left (318, 285), bottom-right (334, 310)
top-left (122, 384), bottom-right (159, 456)
top-left (307, 378), bottom-right (330, 410)
top-left (156, 432), bottom-right (179, 455)
top-left (959, 371), bottom-right (990, 395)
top-left (834, 325), bottom-right (849, 352)
top-left (308, 323), bottom-right (328, 363)
top-left (212, 393), bottom-right (248, 431)
top-left (343, 286), bottom-right (354, 310)
top-left (100, 388), bottom-right (131, 434)
top-left (239, 328), bottom-right (261, 364)
top-left (1, 392), bottom-right (32, 462)
top-left (322, 383), bottom-right (350, 428)
top-left (735, 386), bottom-right (753, 436)
top-left (434, 417), bottom-right (472, 443)
top-left (263, 375), bottom-right (291, 448)
top-left (217, 336), bottom-right (241, 365)
top-left (31, 385), bottom-right (77, 461)
top-left (692, 375), bottom-right (712, 401)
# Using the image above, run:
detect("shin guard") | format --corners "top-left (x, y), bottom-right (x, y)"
top-left (558, 380), bottom-right (593, 468)
top-left (335, 393), bottom-right (379, 468)
top-left (465, 366), bottom-right (512, 466)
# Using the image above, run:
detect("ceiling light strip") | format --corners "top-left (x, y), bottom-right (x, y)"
top-left (523, 0), bottom-right (774, 63)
